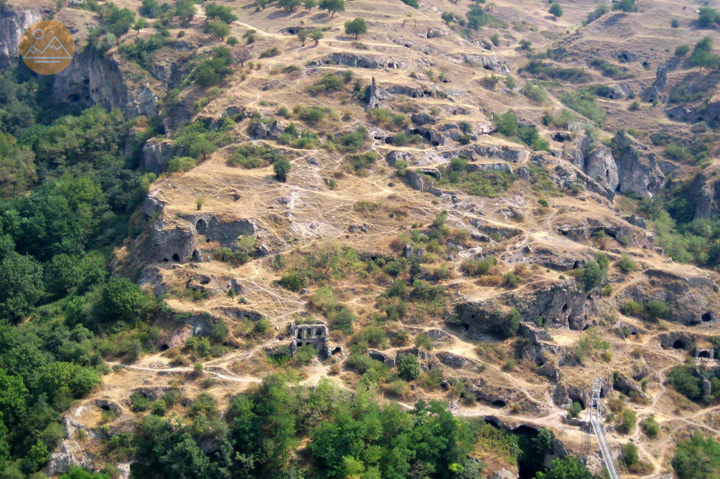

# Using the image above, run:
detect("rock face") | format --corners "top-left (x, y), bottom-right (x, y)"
top-left (462, 54), bottom-right (510, 75)
top-left (506, 282), bottom-right (600, 330)
top-left (182, 214), bottom-right (255, 245)
top-left (308, 53), bottom-right (405, 69)
top-left (610, 131), bottom-right (664, 198)
top-left (471, 144), bottom-right (527, 163)
top-left (690, 171), bottom-right (720, 220)
top-left (0, 5), bottom-right (44, 68)
top-left (131, 211), bottom-right (256, 267)
top-left (45, 439), bottom-right (92, 477)
top-left (53, 50), bottom-right (157, 117)
top-left (622, 270), bottom-right (720, 326)
top-left (142, 138), bottom-right (175, 174)
top-left (565, 136), bottom-right (619, 194)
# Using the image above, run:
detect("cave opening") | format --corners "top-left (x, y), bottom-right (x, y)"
top-left (702, 312), bottom-right (713, 322)
top-left (698, 350), bottom-right (711, 359)
top-left (159, 344), bottom-right (169, 352)
top-left (196, 218), bottom-right (207, 235)
top-left (172, 253), bottom-right (180, 262)
top-left (490, 400), bottom-right (507, 409)
top-left (673, 339), bottom-right (686, 350)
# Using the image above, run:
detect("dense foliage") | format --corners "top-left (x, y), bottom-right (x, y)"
top-left (0, 67), bottom-right (158, 476)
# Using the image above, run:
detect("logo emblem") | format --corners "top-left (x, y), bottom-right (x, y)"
top-left (20, 20), bottom-right (75, 75)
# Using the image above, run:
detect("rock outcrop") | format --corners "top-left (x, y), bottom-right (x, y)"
top-left (565, 136), bottom-right (619, 194)
top-left (610, 131), bottom-right (665, 198)
top-left (690, 171), bottom-right (720, 220)
top-left (308, 53), bottom-right (405, 70)
top-left (462, 54), bottom-right (510, 75)
top-left (622, 270), bottom-right (720, 326)
top-left (53, 50), bottom-right (158, 117)
top-left (142, 138), bottom-right (175, 174)
top-left (0, 5), bottom-right (44, 68)
top-left (644, 59), bottom-right (677, 103)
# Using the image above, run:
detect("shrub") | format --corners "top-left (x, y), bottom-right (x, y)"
top-left (151, 399), bottom-right (167, 416)
top-left (619, 409), bottom-right (636, 434)
top-left (131, 392), bottom-right (151, 412)
top-left (621, 443), bottom-right (639, 466)
top-left (671, 19), bottom-right (680, 28)
top-left (667, 365), bottom-right (703, 401)
top-left (332, 307), bottom-right (355, 334)
top-left (396, 353), bottom-right (420, 381)
top-left (274, 158), bottom-right (291, 182)
top-left (644, 299), bottom-right (669, 320)
top-left (308, 73), bottom-right (346, 94)
top-left (167, 156), bottom-right (196, 172)
top-left (618, 254), bottom-right (637, 273)
top-left (673, 434), bottom-right (720, 479)
top-left (461, 256), bottom-right (496, 276)
top-left (280, 271), bottom-right (305, 291)
top-left (260, 47), bottom-right (280, 58)
top-left (567, 401), bottom-right (583, 419)
top-left (549, 3), bottom-right (563, 18)
top-left (502, 271), bottom-right (521, 288)
top-left (346, 151), bottom-right (377, 174)
top-left (580, 260), bottom-right (604, 291)
top-left (641, 417), bottom-right (659, 438)
top-left (675, 45), bottom-right (690, 57)
top-left (621, 300), bottom-right (643, 317)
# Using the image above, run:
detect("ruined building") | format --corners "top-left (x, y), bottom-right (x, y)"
top-left (289, 323), bottom-right (341, 358)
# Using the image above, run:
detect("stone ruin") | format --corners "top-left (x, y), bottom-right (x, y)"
top-left (289, 323), bottom-right (341, 358)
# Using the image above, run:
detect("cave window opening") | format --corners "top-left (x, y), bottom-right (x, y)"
top-left (162, 258), bottom-right (169, 263)
top-left (698, 350), bottom-right (711, 359)
top-left (562, 304), bottom-right (568, 313)
top-left (673, 340), bottom-right (686, 350)
top-left (172, 253), bottom-right (180, 262)
top-left (702, 313), bottom-right (713, 322)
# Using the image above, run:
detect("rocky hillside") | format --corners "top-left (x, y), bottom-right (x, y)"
top-left (1, 0), bottom-right (720, 478)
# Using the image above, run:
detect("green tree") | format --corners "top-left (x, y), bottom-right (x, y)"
top-left (535, 457), bottom-right (593, 479)
top-left (274, 158), bottom-right (291, 182)
top-left (0, 252), bottom-right (44, 323)
top-left (279, 0), bottom-right (302, 11)
top-left (303, 0), bottom-right (317, 9)
top-left (205, 3), bottom-right (238, 23)
top-left (698, 7), bottom-right (720, 29)
top-left (673, 434), bottom-right (720, 479)
top-left (133, 17), bottom-right (148, 33)
top-left (101, 276), bottom-right (154, 324)
top-left (0, 369), bottom-right (28, 426)
top-left (549, 3), bottom-right (563, 18)
top-left (319, 0), bottom-right (344, 17)
top-left (344, 18), bottom-right (368, 39)
top-left (310, 29), bottom-right (324, 45)
top-left (612, 0), bottom-right (637, 13)
top-left (580, 260), bottom-right (604, 291)
top-left (175, 0), bottom-right (196, 22)
top-left (622, 443), bottom-right (639, 466)
top-left (396, 353), bottom-right (420, 381)
top-left (619, 409), bottom-right (636, 434)
top-left (204, 20), bottom-right (230, 40)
